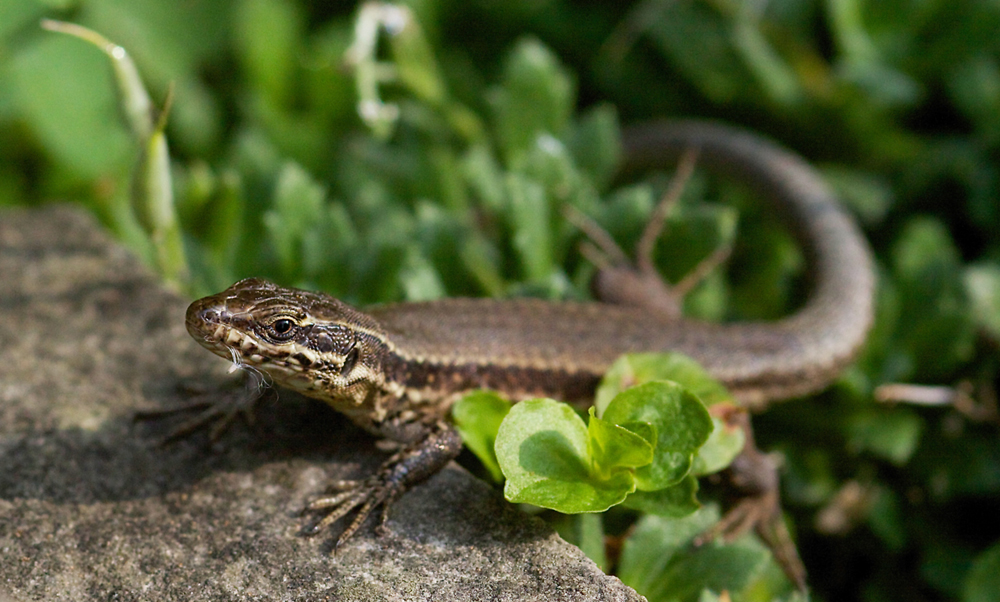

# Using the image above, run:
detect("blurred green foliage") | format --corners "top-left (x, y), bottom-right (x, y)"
top-left (3, 1), bottom-right (1000, 601)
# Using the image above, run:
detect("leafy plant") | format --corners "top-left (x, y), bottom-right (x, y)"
top-left (454, 352), bottom-right (767, 599)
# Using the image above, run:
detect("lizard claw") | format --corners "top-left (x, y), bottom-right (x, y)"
top-left (299, 425), bottom-right (463, 550)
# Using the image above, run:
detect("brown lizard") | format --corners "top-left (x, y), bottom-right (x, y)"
top-left (180, 119), bottom-right (875, 589)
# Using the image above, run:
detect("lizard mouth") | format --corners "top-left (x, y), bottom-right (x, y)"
top-left (185, 294), bottom-right (266, 369)
top-left (186, 295), bottom-right (238, 353)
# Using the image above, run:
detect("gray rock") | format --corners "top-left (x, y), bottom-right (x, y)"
top-left (0, 206), bottom-right (644, 602)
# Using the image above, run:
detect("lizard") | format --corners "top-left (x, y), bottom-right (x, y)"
top-left (181, 119), bottom-right (875, 587)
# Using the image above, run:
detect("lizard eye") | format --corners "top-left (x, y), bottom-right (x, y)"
top-left (268, 318), bottom-right (298, 341)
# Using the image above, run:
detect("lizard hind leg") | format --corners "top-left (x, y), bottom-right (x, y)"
top-left (572, 146), bottom-right (807, 590)
top-left (696, 412), bottom-right (808, 592)
top-left (569, 147), bottom-right (731, 320)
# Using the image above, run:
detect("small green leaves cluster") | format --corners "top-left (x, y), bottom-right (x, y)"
top-left (616, 507), bottom-right (800, 602)
top-left (494, 383), bottom-right (705, 515)
top-left (453, 353), bottom-right (744, 518)
top-left (453, 352), bottom-right (771, 600)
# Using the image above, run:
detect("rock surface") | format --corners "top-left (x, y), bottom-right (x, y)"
top-left (0, 206), bottom-right (644, 602)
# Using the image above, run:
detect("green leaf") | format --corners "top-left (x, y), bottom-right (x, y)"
top-left (623, 476), bottom-right (701, 518)
top-left (461, 143), bottom-right (506, 213)
top-left (602, 381), bottom-right (713, 491)
top-left (890, 217), bottom-right (976, 379)
top-left (235, 0), bottom-right (302, 109)
top-left (618, 509), bottom-right (770, 602)
top-left (0, 1), bottom-right (46, 42)
top-left (496, 372), bottom-right (712, 508)
top-left (505, 172), bottom-right (554, 283)
top-left (399, 247), bottom-right (445, 301)
top-left (185, 167), bottom-right (245, 283)
top-left (452, 391), bottom-right (511, 482)
top-left (576, 513), bottom-right (607, 572)
top-left (964, 262), bottom-right (1000, 341)
top-left (617, 508), bottom-right (720, 597)
top-left (727, 202), bottom-right (803, 320)
top-left (641, 2), bottom-right (750, 103)
top-left (41, 20), bottom-right (155, 141)
top-left (847, 408), bottom-right (923, 465)
top-left (458, 232), bottom-right (505, 297)
top-left (490, 37), bottom-right (575, 164)
top-left (868, 486), bottom-right (906, 552)
top-left (691, 413), bottom-right (746, 476)
top-left (386, 6), bottom-right (446, 108)
top-left (263, 161), bottom-right (328, 278)
top-left (595, 353), bottom-right (732, 415)
top-left (653, 542), bottom-right (769, 602)
top-left (519, 134), bottom-right (588, 207)
top-left (496, 399), bottom-right (636, 513)
top-left (821, 165), bottom-right (895, 225)
top-left (697, 591), bottom-right (724, 602)
top-left (567, 103), bottom-right (621, 191)
top-left (586, 407), bottom-right (654, 477)
top-left (509, 474), bottom-right (634, 515)
top-left (731, 15), bottom-right (802, 106)
top-left (136, 124), bottom-right (187, 287)
top-left (963, 540), bottom-right (1000, 602)
top-left (12, 32), bottom-right (132, 179)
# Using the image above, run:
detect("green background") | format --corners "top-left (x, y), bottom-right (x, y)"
top-left (3, 1), bottom-right (1000, 601)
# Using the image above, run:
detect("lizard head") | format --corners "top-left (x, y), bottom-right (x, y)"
top-left (186, 278), bottom-right (391, 411)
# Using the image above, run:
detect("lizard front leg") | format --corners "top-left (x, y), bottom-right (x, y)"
top-left (299, 422), bottom-right (463, 549)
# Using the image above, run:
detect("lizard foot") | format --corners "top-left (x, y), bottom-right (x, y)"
top-left (299, 425), bottom-right (463, 550)
top-left (566, 146), bottom-right (732, 321)
top-left (133, 372), bottom-right (272, 444)
top-left (697, 412), bottom-right (808, 592)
